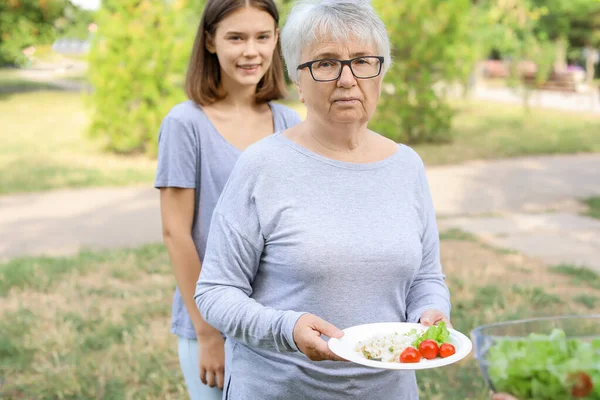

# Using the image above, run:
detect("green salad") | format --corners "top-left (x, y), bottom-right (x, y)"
top-left (486, 329), bottom-right (600, 399)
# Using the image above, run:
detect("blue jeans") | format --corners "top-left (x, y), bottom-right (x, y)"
top-left (178, 337), bottom-right (224, 400)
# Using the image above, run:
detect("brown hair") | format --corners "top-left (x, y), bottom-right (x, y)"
top-left (185, 0), bottom-right (287, 105)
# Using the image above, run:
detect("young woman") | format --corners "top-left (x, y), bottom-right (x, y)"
top-left (154, 1), bottom-right (301, 398)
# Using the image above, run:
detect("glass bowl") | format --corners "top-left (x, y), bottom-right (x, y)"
top-left (471, 314), bottom-right (600, 400)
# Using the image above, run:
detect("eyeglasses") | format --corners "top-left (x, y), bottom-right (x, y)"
top-left (297, 56), bottom-right (384, 82)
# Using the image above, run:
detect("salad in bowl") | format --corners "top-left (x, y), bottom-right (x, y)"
top-left (471, 315), bottom-right (600, 399)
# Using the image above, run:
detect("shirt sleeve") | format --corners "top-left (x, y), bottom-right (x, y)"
top-left (194, 155), bottom-right (305, 352)
top-left (405, 158), bottom-right (452, 324)
top-left (154, 115), bottom-right (198, 189)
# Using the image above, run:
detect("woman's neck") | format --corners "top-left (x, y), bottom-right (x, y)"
top-left (216, 75), bottom-right (260, 112)
top-left (305, 115), bottom-right (370, 155)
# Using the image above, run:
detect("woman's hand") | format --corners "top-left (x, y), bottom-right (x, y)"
top-left (293, 314), bottom-right (346, 361)
top-left (420, 309), bottom-right (452, 329)
top-left (197, 330), bottom-right (226, 389)
top-left (492, 394), bottom-right (519, 400)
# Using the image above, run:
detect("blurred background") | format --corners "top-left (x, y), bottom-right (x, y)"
top-left (1, 0), bottom-right (599, 399)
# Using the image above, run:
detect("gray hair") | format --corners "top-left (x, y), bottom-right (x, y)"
top-left (280, 0), bottom-right (391, 82)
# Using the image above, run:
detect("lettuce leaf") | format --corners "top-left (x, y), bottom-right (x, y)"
top-left (412, 321), bottom-right (451, 348)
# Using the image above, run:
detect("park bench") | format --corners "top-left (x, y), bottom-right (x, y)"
top-left (522, 70), bottom-right (579, 92)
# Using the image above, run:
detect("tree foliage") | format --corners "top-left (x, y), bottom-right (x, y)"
top-left (0, 0), bottom-right (69, 66)
top-left (369, 0), bottom-right (475, 144)
top-left (86, 0), bottom-right (203, 156)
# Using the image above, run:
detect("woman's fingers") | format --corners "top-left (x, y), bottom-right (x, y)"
top-left (294, 314), bottom-right (347, 361)
top-left (206, 370), bottom-right (216, 388)
top-left (313, 315), bottom-right (344, 339)
top-left (216, 368), bottom-right (225, 390)
top-left (312, 336), bottom-right (347, 361)
top-left (199, 366), bottom-right (207, 385)
top-left (420, 309), bottom-right (453, 329)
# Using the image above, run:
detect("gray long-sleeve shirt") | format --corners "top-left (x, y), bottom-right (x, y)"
top-left (154, 100), bottom-right (301, 339)
top-left (195, 132), bottom-right (451, 400)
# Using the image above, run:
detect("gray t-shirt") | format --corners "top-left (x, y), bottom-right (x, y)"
top-left (195, 132), bottom-right (451, 400)
top-left (154, 100), bottom-right (302, 339)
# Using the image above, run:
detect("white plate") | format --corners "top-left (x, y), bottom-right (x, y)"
top-left (328, 322), bottom-right (473, 370)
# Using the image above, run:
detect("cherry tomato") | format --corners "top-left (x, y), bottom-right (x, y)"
top-left (399, 347), bottom-right (421, 363)
top-left (569, 372), bottom-right (593, 398)
top-left (418, 339), bottom-right (439, 360)
top-left (439, 343), bottom-right (456, 358)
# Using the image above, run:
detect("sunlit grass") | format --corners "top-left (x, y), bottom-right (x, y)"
top-left (0, 91), bottom-right (156, 195)
top-left (1, 238), bottom-right (598, 399)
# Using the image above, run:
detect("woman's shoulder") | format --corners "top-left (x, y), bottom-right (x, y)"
top-left (269, 102), bottom-right (303, 125)
top-left (232, 133), bottom-right (290, 174)
top-left (162, 100), bottom-right (207, 127)
top-left (372, 132), bottom-right (425, 170)
top-left (396, 143), bottom-right (425, 168)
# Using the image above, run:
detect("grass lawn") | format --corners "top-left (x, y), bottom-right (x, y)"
top-left (0, 90), bottom-right (156, 195)
top-left (1, 80), bottom-right (599, 195)
top-left (414, 100), bottom-right (600, 165)
top-left (1, 235), bottom-right (598, 399)
top-left (583, 197), bottom-right (600, 220)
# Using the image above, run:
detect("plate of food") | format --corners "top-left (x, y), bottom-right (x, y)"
top-left (328, 321), bottom-right (472, 370)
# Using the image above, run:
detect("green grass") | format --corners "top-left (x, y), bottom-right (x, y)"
top-left (439, 228), bottom-right (478, 242)
top-left (0, 309), bottom-right (37, 372)
top-left (440, 228), bottom-right (519, 256)
top-left (413, 100), bottom-right (600, 165)
top-left (1, 239), bottom-right (598, 399)
top-left (573, 293), bottom-right (600, 310)
top-left (583, 196), bottom-right (600, 219)
top-left (0, 244), bottom-right (166, 296)
top-left (511, 286), bottom-right (563, 307)
top-left (0, 90), bottom-right (157, 195)
top-left (0, 243), bottom-right (184, 399)
top-left (549, 263), bottom-right (600, 289)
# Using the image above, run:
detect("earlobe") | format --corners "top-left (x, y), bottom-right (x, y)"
top-left (296, 83), bottom-right (305, 103)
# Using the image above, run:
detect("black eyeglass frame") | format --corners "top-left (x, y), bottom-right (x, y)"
top-left (297, 56), bottom-right (385, 82)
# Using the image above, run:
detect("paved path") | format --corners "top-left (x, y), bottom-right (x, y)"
top-left (438, 212), bottom-right (600, 271)
top-left (431, 154), bottom-right (600, 271)
top-left (0, 186), bottom-right (161, 260)
top-left (1, 154), bottom-right (599, 270)
top-left (427, 153), bottom-right (600, 215)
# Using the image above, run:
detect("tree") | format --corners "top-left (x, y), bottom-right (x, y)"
top-left (475, 0), bottom-right (600, 93)
top-left (531, 0), bottom-right (599, 70)
top-left (471, 0), bottom-right (561, 109)
top-left (566, 2), bottom-right (600, 85)
top-left (369, 0), bottom-right (476, 144)
top-left (87, 0), bottom-right (204, 156)
top-left (0, 0), bottom-right (69, 66)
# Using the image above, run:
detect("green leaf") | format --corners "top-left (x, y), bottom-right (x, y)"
top-left (412, 321), bottom-right (451, 348)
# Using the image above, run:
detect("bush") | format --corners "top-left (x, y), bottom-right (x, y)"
top-left (370, 0), bottom-right (475, 144)
top-left (87, 0), bottom-right (203, 156)
top-left (0, 0), bottom-right (69, 66)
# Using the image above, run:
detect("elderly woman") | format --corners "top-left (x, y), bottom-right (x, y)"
top-left (195, 0), bottom-right (451, 399)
